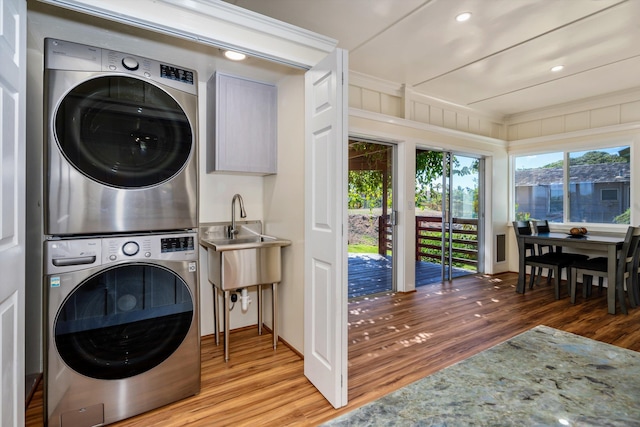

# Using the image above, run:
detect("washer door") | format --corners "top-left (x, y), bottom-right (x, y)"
top-left (54, 263), bottom-right (194, 380)
top-left (54, 75), bottom-right (193, 188)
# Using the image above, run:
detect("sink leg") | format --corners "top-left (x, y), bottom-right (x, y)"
top-left (224, 289), bottom-right (230, 362)
top-left (213, 284), bottom-right (219, 346)
top-left (272, 283), bottom-right (278, 350)
top-left (257, 284), bottom-right (263, 336)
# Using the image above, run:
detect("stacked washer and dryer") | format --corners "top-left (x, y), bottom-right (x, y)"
top-left (43, 39), bottom-right (200, 427)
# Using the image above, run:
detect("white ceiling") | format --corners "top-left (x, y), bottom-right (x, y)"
top-left (224, 0), bottom-right (640, 118)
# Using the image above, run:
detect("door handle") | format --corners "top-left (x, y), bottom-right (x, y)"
top-left (389, 210), bottom-right (398, 226)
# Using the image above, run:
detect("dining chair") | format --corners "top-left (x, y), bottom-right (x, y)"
top-left (531, 219), bottom-right (590, 278)
top-left (529, 220), bottom-right (555, 284)
top-left (626, 226), bottom-right (640, 309)
top-left (569, 225), bottom-right (640, 315)
top-left (513, 221), bottom-right (579, 299)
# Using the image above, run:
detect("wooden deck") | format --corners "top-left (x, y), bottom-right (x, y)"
top-left (348, 254), bottom-right (473, 298)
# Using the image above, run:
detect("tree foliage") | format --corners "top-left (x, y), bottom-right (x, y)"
top-left (348, 143), bottom-right (478, 212)
top-left (348, 142), bottom-right (391, 209)
top-left (542, 151), bottom-right (627, 169)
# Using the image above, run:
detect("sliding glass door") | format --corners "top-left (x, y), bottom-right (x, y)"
top-left (416, 150), bottom-right (483, 285)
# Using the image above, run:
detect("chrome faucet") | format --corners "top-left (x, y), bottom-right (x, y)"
top-left (229, 193), bottom-right (247, 238)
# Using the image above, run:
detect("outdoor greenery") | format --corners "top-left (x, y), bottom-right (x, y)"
top-left (614, 208), bottom-right (630, 224)
top-left (417, 225), bottom-right (478, 271)
top-left (539, 150), bottom-right (627, 169)
top-left (348, 243), bottom-right (378, 253)
top-left (416, 152), bottom-right (479, 216)
top-left (348, 142), bottom-right (391, 210)
top-left (348, 142), bottom-right (479, 269)
top-left (348, 145), bottom-right (479, 211)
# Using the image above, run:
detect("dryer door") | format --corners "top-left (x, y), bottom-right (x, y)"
top-left (54, 263), bottom-right (194, 380)
top-left (54, 75), bottom-right (193, 188)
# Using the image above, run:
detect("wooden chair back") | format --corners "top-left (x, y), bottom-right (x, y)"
top-left (532, 220), bottom-right (551, 234)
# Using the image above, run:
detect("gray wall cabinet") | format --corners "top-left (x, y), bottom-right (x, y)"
top-left (207, 72), bottom-right (277, 174)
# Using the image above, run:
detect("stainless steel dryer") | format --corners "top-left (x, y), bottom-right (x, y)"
top-left (44, 38), bottom-right (198, 236)
top-left (44, 232), bottom-right (200, 427)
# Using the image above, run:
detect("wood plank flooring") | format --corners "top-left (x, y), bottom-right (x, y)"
top-left (26, 272), bottom-right (640, 426)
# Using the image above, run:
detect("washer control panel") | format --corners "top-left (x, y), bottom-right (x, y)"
top-left (45, 232), bottom-right (198, 274)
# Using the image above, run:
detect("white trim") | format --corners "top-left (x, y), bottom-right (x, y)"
top-left (349, 70), bottom-right (403, 97)
top-left (507, 121), bottom-right (640, 149)
top-left (408, 90), bottom-right (505, 123)
top-left (505, 87), bottom-right (640, 124)
top-left (35, 0), bottom-right (337, 69)
top-left (349, 71), bottom-right (506, 123)
top-left (349, 108), bottom-right (507, 149)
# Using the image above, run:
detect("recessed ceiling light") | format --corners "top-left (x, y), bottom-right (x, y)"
top-left (224, 50), bottom-right (246, 61)
top-left (550, 65), bottom-right (564, 72)
top-left (456, 12), bottom-right (472, 22)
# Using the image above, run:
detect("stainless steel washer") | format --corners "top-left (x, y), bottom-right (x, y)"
top-left (44, 232), bottom-right (200, 427)
top-left (44, 38), bottom-right (198, 236)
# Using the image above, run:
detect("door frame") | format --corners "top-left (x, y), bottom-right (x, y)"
top-left (0, 0), bottom-right (27, 425)
top-left (347, 137), bottom-right (399, 296)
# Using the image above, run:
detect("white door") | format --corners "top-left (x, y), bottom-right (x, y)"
top-left (304, 49), bottom-right (348, 408)
top-left (0, 0), bottom-right (26, 425)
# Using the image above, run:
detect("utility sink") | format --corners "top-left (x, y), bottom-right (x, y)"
top-left (199, 221), bottom-right (291, 290)
top-left (202, 234), bottom-right (290, 251)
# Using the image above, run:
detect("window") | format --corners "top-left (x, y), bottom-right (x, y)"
top-left (601, 189), bottom-right (619, 201)
top-left (514, 146), bottom-right (630, 224)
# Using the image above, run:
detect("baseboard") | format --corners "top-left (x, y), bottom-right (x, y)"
top-left (25, 372), bottom-right (42, 408)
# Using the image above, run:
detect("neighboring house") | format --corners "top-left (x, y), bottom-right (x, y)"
top-left (515, 163), bottom-right (631, 223)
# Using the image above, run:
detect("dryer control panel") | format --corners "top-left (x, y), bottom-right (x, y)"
top-left (44, 38), bottom-right (197, 95)
top-left (103, 233), bottom-right (197, 263)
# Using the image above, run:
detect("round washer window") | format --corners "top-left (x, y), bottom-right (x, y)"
top-left (54, 263), bottom-right (194, 380)
top-left (54, 76), bottom-right (193, 188)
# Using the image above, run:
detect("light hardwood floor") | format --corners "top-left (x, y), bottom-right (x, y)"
top-left (26, 272), bottom-right (640, 426)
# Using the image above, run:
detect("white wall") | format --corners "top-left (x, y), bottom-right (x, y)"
top-left (351, 75), bottom-right (640, 281)
top-left (26, 2), bottom-right (308, 367)
top-left (505, 90), bottom-right (640, 273)
top-left (349, 110), bottom-right (511, 289)
top-left (197, 71), bottom-right (306, 354)
top-left (263, 74), bottom-right (306, 352)
top-left (349, 71), bottom-right (505, 140)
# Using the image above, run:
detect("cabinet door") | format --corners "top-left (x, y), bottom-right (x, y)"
top-left (207, 72), bottom-right (277, 174)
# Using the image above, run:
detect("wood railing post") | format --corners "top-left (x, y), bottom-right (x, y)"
top-left (378, 215), bottom-right (386, 256)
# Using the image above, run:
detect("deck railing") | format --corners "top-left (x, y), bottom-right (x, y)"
top-left (378, 215), bottom-right (478, 270)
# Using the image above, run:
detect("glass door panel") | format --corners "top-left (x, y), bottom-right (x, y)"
top-left (416, 150), bottom-right (481, 285)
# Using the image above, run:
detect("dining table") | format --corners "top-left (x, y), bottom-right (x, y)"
top-left (516, 231), bottom-right (625, 314)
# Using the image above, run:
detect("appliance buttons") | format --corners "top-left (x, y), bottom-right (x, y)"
top-left (145, 252), bottom-right (152, 258)
top-left (122, 56), bottom-right (139, 71)
top-left (109, 254), bottom-right (117, 261)
top-left (122, 241), bottom-right (140, 256)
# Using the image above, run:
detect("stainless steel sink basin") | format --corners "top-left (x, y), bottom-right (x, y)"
top-left (200, 234), bottom-right (290, 252)
top-left (199, 221), bottom-right (291, 290)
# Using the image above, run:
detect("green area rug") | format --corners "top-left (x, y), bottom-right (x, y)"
top-left (323, 325), bottom-right (640, 426)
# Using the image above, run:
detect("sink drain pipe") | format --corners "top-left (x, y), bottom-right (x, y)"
top-left (240, 288), bottom-right (252, 311)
